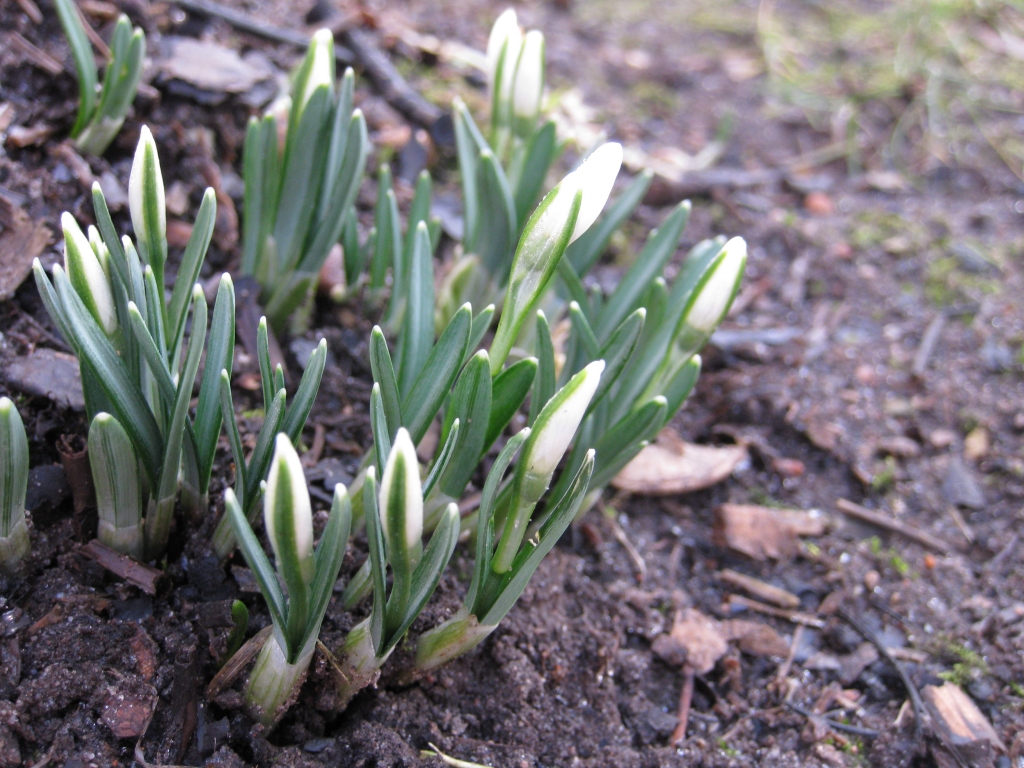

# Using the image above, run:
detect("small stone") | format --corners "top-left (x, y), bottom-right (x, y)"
top-left (943, 457), bottom-right (985, 509)
top-left (964, 427), bottom-right (990, 461)
top-left (804, 191), bottom-right (834, 215)
top-left (101, 682), bottom-right (158, 738)
top-left (864, 570), bottom-right (880, 591)
top-left (929, 429), bottom-right (956, 448)
top-left (877, 435), bottom-right (921, 458)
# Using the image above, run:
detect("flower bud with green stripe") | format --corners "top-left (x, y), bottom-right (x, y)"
top-left (0, 398), bottom-right (30, 574)
top-left (226, 434), bottom-right (351, 727)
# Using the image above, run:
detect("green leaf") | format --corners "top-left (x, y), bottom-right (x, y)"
top-left (225, 489), bottom-right (288, 639)
top-left (341, 207), bottom-right (363, 286)
top-left (423, 419), bottom-right (460, 499)
top-left (168, 188), bottom-right (217, 355)
top-left (52, 266), bottom-right (162, 482)
top-left (219, 370), bottom-right (246, 503)
top-left (465, 304), bottom-right (496, 366)
top-left (0, 398), bottom-right (28, 539)
top-left (402, 170), bottom-right (433, 284)
top-left (361, 469), bottom-right (387, 656)
top-left (194, 274), bottom-right (235, 491)
top-left (383, 503), bottom-right (459, 655)
top-left (88, 412), bottom-right (143, 558)
top-left (257, 317), bottom-right (274, 412)
top-left (306, 484), bottom-right (352, 643)
top-left (528, 311), bottom-right (555, 427)
top-left (566, 169), bottom-right (653, 275)
top-left (662, 354), bottom-right (702, 420)
top-left (396, 223), bottom-right (436, 398)
top-left (484, 357), bottom-right (537, 451)
top-left (369, 165), bottom-right (396, 291)
top-left (588, 308), bottom-right (645, 412)
top-left (369, 384), bottom-right (391, 476)
top-left (466, 429), bottom-right (528, 616)
top-left (91, 184), bottom-right (127, 281)
top-left (594, 200), bottom-right (690, 341)
top-left (453, 100), bottom-right (487, 249)
top-left (142, 266), bottom-right (167, 378)
top-left (513, 120), bottom-right (557, 227)
top-left (369, 327), bottom-right (401, 441)
top-left (319, 68), bottom-right (355, 221)
top-left (281, 339), bottom-right (328, 444)
top-left (401, 304), bottom-right (472, 444)
top-left (439, 350), bottom-right (491, 498)
top-left (474, 150), bottom-right (517, 280)
top-left (568, 301), bottom-right (600, 360)
top-left (244, 388), bottom-right (287, 518)
top-left (480, 451), bottom-right (593, 626)
top-left (556, 254), bottom-right (590, 318)
top-left (126, 302), bottom-right (176, 406)
top-left (54, 0), bottom-right (97, 137)
top-left (590, 397), bottom-right (667, 489)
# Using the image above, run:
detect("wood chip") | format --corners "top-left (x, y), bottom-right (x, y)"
top-left (81, 540), bottom-right (165, 595)
top-left (719, 569), bottom-right (800, 609)
top-left (6, 32), bottom-right (62, 75)
top-left (0, 193), bottom-right (50, 300)
top-left (725, 594), bottom-right (825, 628)
top-left (720, 620), bottom-right (790, 657)
top-left (613, 429), bottom-right (746, 495)
top-left (713, 503), bottom-right (826, 560)
top-left (835, 498), bottom-right (951, 553)
top-left (923, 682), bottom-right (1006, 753)
top-left (652, 609), bottom-right (727, 674)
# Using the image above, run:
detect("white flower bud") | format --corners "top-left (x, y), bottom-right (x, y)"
top-left (684, 236), bottom-right (746, 332)
top-left (486, 9), bottom-right (520, 99)
top-left (298, 29), bottom-right (334, 115)
top-left (62, 212), bottom-right (116, 335)
top-left (264, 434), bottom-right (314, 571)
top-left (512, 30), bottom-right (544, 123)
top-left (527, 360), bottom-right (604, 478)
top-left (535, 143), bottom-right (622, 246)
top-left (128, 126), bottom-right (165, 250)
top-left (378, 428), bottom-right (423, 551)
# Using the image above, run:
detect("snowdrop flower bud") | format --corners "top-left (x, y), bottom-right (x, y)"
top-left (379, 428), bottom-right (423, 551)
top-left (486, 9), bottom-right (521, 101)
top-left (512, 30), bottom-right (544, 125)
top-left (683, 236), bottom-right (746, 332)
top-left (264, 434), bottom-right (314, 581)
top-left (541, 143), bottom-right (622, 245)
top-left (298, 29), bottom-right (334, 115)
top-left (527, 360), bottom-right (604, 478)
top-left (128, 126), bottom-right (165, 254)
top-left (62, 212), bottom-right (117, 335)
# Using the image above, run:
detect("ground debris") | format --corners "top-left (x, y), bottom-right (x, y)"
top-left (81, 540), bottom-right (165, 595)
top-left (924, 682), bottom-right (1006, 766)
top-left (652, 609), bottom-right (727, 674)
top-left (0, 186), bottom-right (49, 300)
top-left (157, 36), bottom-right (276, 104)
top-left (3, 347), bottom-right (84, 411)
top-left (835, 498), bottom-right (951, 553)
top-left (101, 678), bottom-right (158, 739)
top-left (713, 503), bottom-right (826, 560)
top-left (613, 429), bottom-right (747, 495)
top-left (718, 568), bottom-right (801, 608)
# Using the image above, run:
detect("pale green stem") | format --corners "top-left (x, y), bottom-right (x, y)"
top-left (413, 607), bottom-right (496, 674)
top-left (331, 618), bottom-right (391, 713)
top-left (98, 520), bottom-right (144, 560)
top-left (245, 633), bottom-right (314, 728)
top-left (0, 520), bottom-right (30, 575)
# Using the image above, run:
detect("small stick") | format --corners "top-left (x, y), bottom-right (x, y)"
top-left (670, 664), bottom-right (695, 745)
top-left (836, 498), bottom-right (951, 554)
top-left (946, 505), bottom-right (974, 544)
top-left (726, 594), bottom-right (825, 628)
top-left (608, 515), bottom-right (646, 583)
top-left (785, 702), bottom-right (880, 738)
top-left (14, 0), bottom-right (43, 22)
top-left (912, 314), bottom-right (946, 377)
top-left (775, 624), bottom-right (805, 683)
top-left (8, 32), bottom-right (62, 74)
top-left (302, 422), bottom-right (326, 467)
top-left (204, 625), bottom-right (272, 699)
top-left (984, 532), bottom-right (1018, 574)
top-left (837, 607), bottom-right (923, 742)
top-left (81, 539), bottom-right (165, 594)
top-left (719, 569), bottom-right (800, 609)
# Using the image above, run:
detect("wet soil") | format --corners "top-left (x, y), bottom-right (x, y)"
top-left (1, 0), bottom-right (1023, 766)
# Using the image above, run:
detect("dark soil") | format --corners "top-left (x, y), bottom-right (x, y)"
top-left (2, 0), bottom-right (1023, 766)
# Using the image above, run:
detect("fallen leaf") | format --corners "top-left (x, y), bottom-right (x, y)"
top-left (713, 503), bottom-right (826, 560)
top-left (720, 619), bottom-right (789, 657)
top-left (0, 195), bottom-right (50, 300)
top-left (923, 682), bottom-right (1006, 753)
top-left (102, 680), bottom-right (157, 738)
top-left (158, 37), bottom-right (274, 97)
top-left (612, 429), bottom-right (746, 495)
top-left (652, 609), bottom-right (727, 674)
top-left (964, 427), bottom-right (989, 462)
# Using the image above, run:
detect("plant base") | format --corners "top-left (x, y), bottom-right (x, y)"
top-left (0, 520), bottom-right (30, 575)
top-left (245, 633), bottom-right (313, 728)
top-left (413, 608), bottom-right (496, 674)
top-left (329, 618), bottom-right (390, 713)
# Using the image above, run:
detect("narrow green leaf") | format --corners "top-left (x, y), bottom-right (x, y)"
top-left (341, 207), bottom-right (363, 286)
top-left (396, 223), bottom-right (435, 397)
top-left (91, 184), bottom-right (127, 283)
top-left (126, 302), bottom-right (176, 405)
top-left (402, 170), bottom-right (433, 284)
top-left (369, 165), bottom-right (395, 291)
top-left (556, 253), bottom-right (590, 318)
top-left (243, 388), bottom-right (287, 518)
top-left (513, 120), bottom-right (557, 227)
top-left (465, 304), bottom-right (496, 366)
top-left (453, 100), bottom-right (483, 249)
top-left (281, 339), bottom-right (327, 444)
top-left (588, 308), bottom-right (645, 412)
top-left (89, 412), bottom-right (143, 558)
top-left (219, 370), bottom-right (246, 503)
top-left (423, 419), bottom-right (460, 499)
top-left (362, 469), bottom-right (387, 656)
top-left (590, 397), bottom-right (667, 489)
top-left (319, 68), bottom-right (355, 221)
top-left (474, 150), bottom-right (517, 280)
top-left (257, 317), bottom-right (274, 412)
top-left (480, 451), bottom-right (593, 626)
top-left (662, 354), bottom-right (702, 420)
top-left (225, 489), bottom-right (287, 635)
top-left (566, 169), bottom-right (653, 275)
top-left (369, 327), bottom-right (401, 441)
top-left (168, 188), bottom-right (217, 354)
top-left (439, 350), bottom-right (491, 497)
top-left (402, 304), bottom-right (472, 444)
top-left (528, 311), bottom-right (555, 427)
top-left (195, 274), bottom-right (235, 490)
top-left (306, 484), bottom-right (352, 643)
top-left (369, 384), bottom-right (391, 476)
top-left (569, 301), bottom-right (600, 360)
top-left (54, 0), bottom-right (98, 137)
top-left (595, 200), bottom-right (690, 341)
top-left (484, 357), bottom-right (537, 451)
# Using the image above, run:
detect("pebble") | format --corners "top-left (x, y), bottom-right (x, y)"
top-left (929, 428), bottom-right (956, 448)
top-left (964, 427), bottom-right (990, 461)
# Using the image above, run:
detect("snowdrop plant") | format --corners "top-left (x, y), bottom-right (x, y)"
top-left (33, 128), bottom-right (227, 560)
top-left (0, 398), bottom-right (30, 574)
top-left (241, 29), bottom-right (370, 329)
top-left (330, 429), bottom-right (459, 711)
top-left (211, 318), bottom-right (328, 560)
top-left (226, 434), bottom-right (351, 726)
top-left (55, 0), bottom-right (145, 156)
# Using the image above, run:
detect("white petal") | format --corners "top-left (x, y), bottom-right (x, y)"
top-left (62, 213), bottom-right (116, 335)
top-left (512, 30), bottom-right (544, 121)
top-left (264, 434), bottom-right (314, 563)
top-left (566, 143), bottom-right (622, 243)
top-left (486, 9), bottom-right (519, 89)
top-left (528, 360), bottom-right (604, 477)
top-left (684, 236), bottom-right (746, 332)
top-left (128, 126), bottom-right (165, 246)
top-left (299, 29), bottom-right (334, 113)
top-left (378, 428), bottom-right (423, 550)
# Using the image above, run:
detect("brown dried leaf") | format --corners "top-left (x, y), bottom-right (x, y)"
top-left (713, 503), bottom-right (826, 561)
top-left (612, 429), bottom-right (746, 495)
top-left (720, 619), bottom-right (790, 657)
top-left (0, 199), bottom-right (49, 300)
top-left (656, 609), bottom-right (727, 675)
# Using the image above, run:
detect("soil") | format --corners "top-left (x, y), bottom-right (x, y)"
top-left (1, 0), bottom-right (1023, 766)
